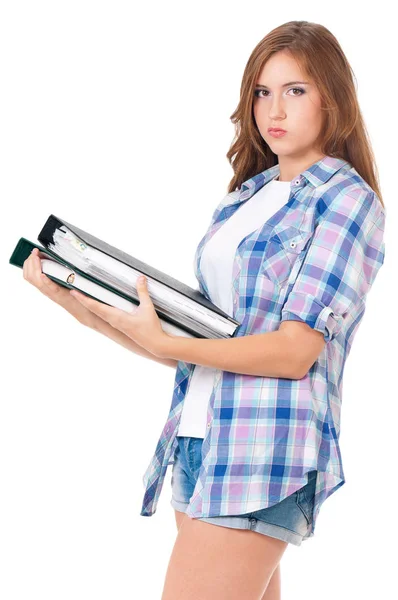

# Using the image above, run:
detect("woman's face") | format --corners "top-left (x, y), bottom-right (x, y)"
top-left (253, 51), bottom-right (324, 160)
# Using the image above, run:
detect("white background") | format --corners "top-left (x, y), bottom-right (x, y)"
top-left (1, 1), bottom-right (395, 598)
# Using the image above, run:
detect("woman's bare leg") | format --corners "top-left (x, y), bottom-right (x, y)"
top-left (260, 563), bottom-right (281, 599)
top-left (169, 509), bottom-right (285, 600)
top-left (174, 509), bottom-right (186, 532)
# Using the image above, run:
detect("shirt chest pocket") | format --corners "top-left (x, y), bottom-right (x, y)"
top-left (261, 225), bottom-right (313, 287)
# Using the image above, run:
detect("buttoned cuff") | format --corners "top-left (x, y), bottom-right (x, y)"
top-left (280, 292), bottom-right (343, 343)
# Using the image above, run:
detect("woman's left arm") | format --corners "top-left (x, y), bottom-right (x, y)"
top-left (159, 324), bottom-right (317, 379)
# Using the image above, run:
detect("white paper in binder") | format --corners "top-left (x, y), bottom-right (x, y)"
top-left (46, 226), bottom-right (232, 336)
top-left (40, 258), bottom-right (195, 339)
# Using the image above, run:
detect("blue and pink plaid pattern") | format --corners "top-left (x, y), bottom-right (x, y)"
top-left (140, 155), bottom-right (386, 541)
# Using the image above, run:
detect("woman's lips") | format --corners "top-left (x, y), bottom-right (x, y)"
top-left (268, 130), bottom-right (287, 138)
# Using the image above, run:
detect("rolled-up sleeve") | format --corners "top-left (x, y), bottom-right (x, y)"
top-left (280, 190), bottom-right (386, 343)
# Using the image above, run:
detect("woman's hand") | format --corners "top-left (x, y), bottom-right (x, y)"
top-left (69, 275), bottom-right (173, 358)
top-left (22, 248), bottom-right (99, 328)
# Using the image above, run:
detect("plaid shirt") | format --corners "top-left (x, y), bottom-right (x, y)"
top-left (140, 155), bottom-right (386, 541)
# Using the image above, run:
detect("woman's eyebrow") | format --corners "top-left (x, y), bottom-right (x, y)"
top-left (255, 81), bottom-right (310, 88)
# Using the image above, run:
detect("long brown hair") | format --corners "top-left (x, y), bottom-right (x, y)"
top-left (226, 21), bottom-right (385, 209)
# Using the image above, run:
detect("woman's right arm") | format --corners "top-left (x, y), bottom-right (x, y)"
top-left (23, 249), bottom-right (178, 370)
top-left (84, 313), bottom-right (179, 369)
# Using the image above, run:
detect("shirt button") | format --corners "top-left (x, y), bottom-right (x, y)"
top-left (290, 240), bottom-right (297, 248)
top-left (234, 296), bottom-right (238, 304)
top-left (294, 178), bottom-right (301, 185)
top-left (207, 422), bottom-right (211, 428)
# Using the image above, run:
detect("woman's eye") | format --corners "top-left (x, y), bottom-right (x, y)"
top-left (254, 87), bottom-right (305, 97)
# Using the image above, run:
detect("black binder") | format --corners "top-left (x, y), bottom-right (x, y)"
top-left (9, 214), bottom-right (241, 339)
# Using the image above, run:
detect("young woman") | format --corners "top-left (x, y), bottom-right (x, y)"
top-left (23, 20), bottom-right (386, 600)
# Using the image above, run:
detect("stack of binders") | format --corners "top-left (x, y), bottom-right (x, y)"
top-left (9, 214), bottom-right (241, 340)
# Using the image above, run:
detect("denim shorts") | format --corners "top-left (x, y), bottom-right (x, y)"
top-left (170, 436), bottom-right (317, 546)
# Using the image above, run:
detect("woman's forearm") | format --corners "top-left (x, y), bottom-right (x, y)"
top-left (86, 313), bottom-right (178, 369)
top-left (160, 329), bottom-right (303, 378)
top-left (55, 289), bottom-right (177, 369)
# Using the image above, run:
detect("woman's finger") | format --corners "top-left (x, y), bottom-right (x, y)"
top-left (23, 248), bottom-right (36, 279)
top-left (29, 249), bottom-right (45, 288)
top-left (23, 249), bottom-right (59, 297)
top-left (23, 250), bottom-right (36, 283)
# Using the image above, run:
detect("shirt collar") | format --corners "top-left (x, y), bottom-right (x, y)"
top-left (239, 155), bottom-right (350, 201)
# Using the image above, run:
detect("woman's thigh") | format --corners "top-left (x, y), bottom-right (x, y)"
top-left (162, 514), bottom-right (288, 600)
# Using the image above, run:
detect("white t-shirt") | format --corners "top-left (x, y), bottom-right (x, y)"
top-left (176, 176), bottom-right (292, 438)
